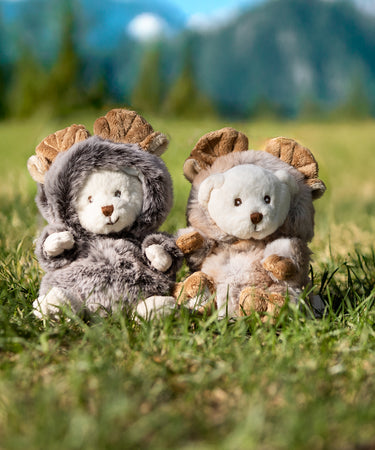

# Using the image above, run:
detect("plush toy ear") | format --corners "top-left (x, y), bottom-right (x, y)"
top-left (183, 158), bottom-right (202, 184)
top-left (274, 170), bottom-right (299, 196)
top-left (184, 127), bottom-right (249, 183)
top-left (305, 178), bottom-right (326, 199)
top-left (27, 155), bottom-right (50, 184)
top-left (94, 109), bottom-right (169, 156)
top-left (198, 173), bottom-right (225, 206)
top-left (122, 166), bottom-right (144, 183)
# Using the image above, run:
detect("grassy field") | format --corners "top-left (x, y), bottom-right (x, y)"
top-left (0, 111), bottom-right (374, 449)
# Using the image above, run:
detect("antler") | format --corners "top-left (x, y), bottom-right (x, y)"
top-left (93, 109), bottom-right (168, 156)
top-left (264, 137), bottom-right (326, 199)
top-left (27, 124), bottom-right (90, 183)
top-left (183, 127), bottom-right (249, 182)
top-left (27, 108), bottom-right (169, 184)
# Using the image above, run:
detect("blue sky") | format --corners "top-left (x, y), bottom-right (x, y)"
top-left (127, 0), bottom-right (264, 39)
top-left (165, 0), bottom-right (262, 16)
top-left (166, 0), bottom-right (264, 29)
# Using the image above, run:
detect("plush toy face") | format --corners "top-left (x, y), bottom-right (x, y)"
top-left (198, 164), bottom-right (298, 240)
top-left (76, 168), bottom-right (143, 234)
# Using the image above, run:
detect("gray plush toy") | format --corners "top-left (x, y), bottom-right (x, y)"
top-left (28, 109), bottom-right (183, 319)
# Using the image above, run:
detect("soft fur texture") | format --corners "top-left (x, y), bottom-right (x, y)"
top-left (176, 130), bottom-right (325, 320)
top-left (198, 164), bottom-right (298, 240)
top-left (76, 169), bottom-right (144, 235)
top-left (32, 134), bottom-right (182, 317)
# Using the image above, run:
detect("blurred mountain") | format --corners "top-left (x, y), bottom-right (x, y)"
top-left (0, 0), bottom-right (185, 60)
top-left (1, 0), bottom-right (375, 117)
top-left (77, 0), bottom-right (186, 48)
top-left (185, 0), bottom-right (375, 116)
top-left (0, 0), bottom-right (186, 101)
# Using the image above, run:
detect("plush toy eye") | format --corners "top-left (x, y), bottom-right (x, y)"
top-left (114, 190), bottom-right (121, 198)
top-left (234, 198), bottom-right (242, 206)
top-left (88, 196), bottom-right (93, 203)
top-left (264, 195), bottom-right (271, 204)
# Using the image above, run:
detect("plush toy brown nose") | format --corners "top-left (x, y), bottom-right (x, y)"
top-left (101, 205), bottom-right (114, 217)
top-left (250, 212), bottom-right (263, 225)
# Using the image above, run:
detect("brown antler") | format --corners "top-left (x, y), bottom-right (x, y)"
top-left (93, 109), bottom-right (168, 156)
top-left (183, 127), bottom-right (249, 182)
top-left (27, 108), bottom-right (168, 184)
top-left (264, 137), bottom-right (326, 199)
top-left (27, 124), bottom-right (90, 183)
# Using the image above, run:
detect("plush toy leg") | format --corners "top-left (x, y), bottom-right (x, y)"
top-left (136, 296), bottom-right (177, 320)
top-left (33, 287), bottom-right (81, 319)
top-left (239, 287), bottom-right (285, 323)
top-left (173, 271), bottom-right (216, 314)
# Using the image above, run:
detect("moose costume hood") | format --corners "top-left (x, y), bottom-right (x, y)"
top-left (38, 136), bottom-right (173, 240)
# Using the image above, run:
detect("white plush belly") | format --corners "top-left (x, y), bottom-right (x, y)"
top-left (201, 246), bottom-right (265, 317)
top-left (201, 245), bottom-right (265, 286)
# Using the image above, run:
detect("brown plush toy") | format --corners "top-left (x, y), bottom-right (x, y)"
top-left (174, 128), bottom-right (326, 321)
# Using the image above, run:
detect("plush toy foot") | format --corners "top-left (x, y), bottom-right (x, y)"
top-left (136, 296), bottom-right (177, 320)
top-left (33, 287), bottom-right (79, 319)
top-left (239, 287), bottom-right (285, 323)
top-left (173, 271), bottom-right (216, 314)
top-left (262, 255), bottom-right (297, 280)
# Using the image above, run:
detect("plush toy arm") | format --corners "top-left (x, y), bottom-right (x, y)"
top-left (261, 238), bottom-right (311, 282)
top-left (142, 233), bottom-right (183, 275)
top-left (176, 229), bottom-right (205, 254)
top-left (44, 231), bottom-right (74, 257)
top-left (145, 245), bottom-right (172, 272)
top-left (36, 224), bottom-right (78, 271)
top-left (262, 254), bottom-right (297, 280)
top-left (176, 227), bottom-right (215, 272)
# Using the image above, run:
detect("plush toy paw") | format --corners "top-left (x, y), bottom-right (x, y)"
top-left (239, 287), bottom-right (285, 322)
top-left (174, 271), bottom-right (216, 314)
top-left (176, 231), bottom-right (205, 254)
top-left (136, 296), bottom-right (177, 320)
top-left (145, 244), bottom-right (172, 272)
top-left (262, 254), bottom-right (297, 280)
top-left (44, 231), bottom-right (74, 257)
top-left (33, 287), bottom-right (74, 319)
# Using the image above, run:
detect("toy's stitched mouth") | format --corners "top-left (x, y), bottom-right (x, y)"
top-left (106, 217), bottom-right (119, 226)
top-left (251, 223), bottom-right (261, 233)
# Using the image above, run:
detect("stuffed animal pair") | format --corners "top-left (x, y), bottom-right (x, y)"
top-left (28, 109), bottom-right (183, 319)
top-left (28, 109), bottom-right (325, 322)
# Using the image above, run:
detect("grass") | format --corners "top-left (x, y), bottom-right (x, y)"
top-left (0, 111), bottom-right (375, 449)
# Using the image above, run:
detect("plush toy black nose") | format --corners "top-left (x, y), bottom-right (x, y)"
top-left (250, 212), bottom-right (263, 225)
top-left (102, 205), bottom-right (114, 217)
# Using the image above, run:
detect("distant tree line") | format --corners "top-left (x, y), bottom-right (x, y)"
top-left (0, 1), bottom-right (373, 121)
top-left (0, 2), bottom-right (112, 119)
top-left (0, 2), bottom-right (217, 120)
